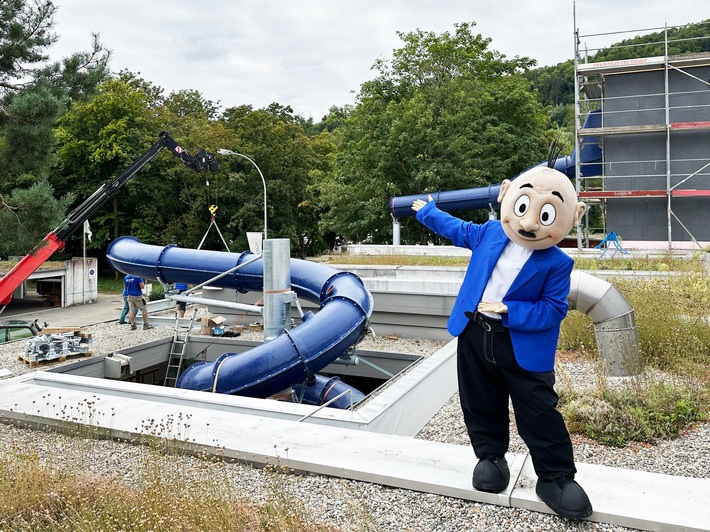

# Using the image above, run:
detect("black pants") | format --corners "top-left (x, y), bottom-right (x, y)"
top-left (457, 314), bottom-right (576, 480)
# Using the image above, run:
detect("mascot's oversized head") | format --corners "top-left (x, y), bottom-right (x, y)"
top-left (497, 166), bottom-right (586, 251)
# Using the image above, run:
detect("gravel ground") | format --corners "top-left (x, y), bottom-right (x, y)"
top-left (0, 305), bottom-right (708, 532)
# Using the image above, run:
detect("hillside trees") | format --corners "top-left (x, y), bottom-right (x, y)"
top-left (318, 23), bottom-right (550, 245)
top-left (524, 20), bottom-right (710, 125)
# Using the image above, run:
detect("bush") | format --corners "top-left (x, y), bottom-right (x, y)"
top-left (148, 282), bottom-right (164, 301)
top-left (561, 381), bottom-right (707, 447)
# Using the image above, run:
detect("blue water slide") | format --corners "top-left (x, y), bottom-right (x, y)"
top-left (106, 236), bottom-right (374, 399)
top-left (389, 110), bottom-right (603, 218)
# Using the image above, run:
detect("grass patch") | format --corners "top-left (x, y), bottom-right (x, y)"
top-left (0, 451), bottom-right (339, 531)
top-left (97, 276), bottom-right (124, 295)
top-left (560, 380), bottom-right (708, 447)
top-left (558, 270), bottom-right (710, 446)
top-left (317, 252), bottom-right (707, 272)
top-left (0, 260), bottom-right (67, 274)
top-left (561, 273), bottom-right (710, 376)
top-left (573, 254), bottom-right (705, 273)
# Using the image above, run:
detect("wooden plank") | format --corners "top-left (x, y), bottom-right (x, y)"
top-left (577, 124), bottom-right (667, 136)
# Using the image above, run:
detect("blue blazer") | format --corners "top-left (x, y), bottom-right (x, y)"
top-left (416, 202), bottom-right (572, 372)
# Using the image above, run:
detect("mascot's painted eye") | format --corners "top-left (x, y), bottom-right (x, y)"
top-left (513, 195), bottom-right (530, 217)
top-left (540, 203), bottom-right (557, 226)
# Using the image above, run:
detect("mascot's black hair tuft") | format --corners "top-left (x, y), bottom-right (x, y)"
top-left (547, 138), bottom-right (564, 169)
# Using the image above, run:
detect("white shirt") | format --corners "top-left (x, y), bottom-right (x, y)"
top-left (480, 241), bottom-right (533, 319)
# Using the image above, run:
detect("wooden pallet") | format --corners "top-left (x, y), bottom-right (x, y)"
top-left (40, 327), bottom-right (90, 339)
top-left (18, 351), bottom-right (93, 368)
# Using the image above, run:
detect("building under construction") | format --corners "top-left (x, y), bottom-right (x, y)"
top-left (574, 21), bottom-right (710, 249)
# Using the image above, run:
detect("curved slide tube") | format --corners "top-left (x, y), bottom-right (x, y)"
top-left (389, 109), bottom-right (603, 219)
top-left (106, 236), bottom-right (374, 399)
top-left (293, 374), bottom-right (366, 409)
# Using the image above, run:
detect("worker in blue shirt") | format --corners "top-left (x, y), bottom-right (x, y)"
top-left (118, 281), bottom-right (140, 324)
top-left (124, 274), bottom-right (150, 330)
top-left (174, 282), bottom-right (189, 317)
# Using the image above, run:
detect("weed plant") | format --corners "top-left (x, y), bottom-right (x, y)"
top-left (0, 411), bottom-right (343, 532)
top-left (560, 379), bottom-right (707, 447)
top-left (558, 264), bottom-right (710, 446)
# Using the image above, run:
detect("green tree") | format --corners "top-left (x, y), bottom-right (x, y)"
top-left (0, 179), bottom-right (74, 257)
top-left (319, 23), bottom-right (549, 245)
top-left (55, 76), bottom-right (160, 251)
top-left (220, 104), bottom-right (331, 257)
top-left (148, 90), bottom-right (237, 248)
top-left (0, 1), bottom-right (109, 186)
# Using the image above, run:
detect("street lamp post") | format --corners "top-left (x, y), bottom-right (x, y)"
top-left (217, 149), bottom-right (268, 240)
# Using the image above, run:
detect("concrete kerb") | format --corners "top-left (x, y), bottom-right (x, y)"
top-left (0, 370), bottom-right (707, 531)
top-left (1, 290), bottom-right (709, 530)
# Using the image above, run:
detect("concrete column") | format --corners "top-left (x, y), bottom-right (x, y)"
top-left (262, 239), bottom-right (291, 342)
top-left (392, 219), bottom-right (401, 246)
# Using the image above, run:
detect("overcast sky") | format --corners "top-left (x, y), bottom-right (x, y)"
top-left (47, 0), bottom-right (708, 120)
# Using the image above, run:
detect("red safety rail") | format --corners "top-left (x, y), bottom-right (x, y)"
top-left (669, 121), bottom-right (710, 130)
top-left (579, 189), bottom-right (710, 199)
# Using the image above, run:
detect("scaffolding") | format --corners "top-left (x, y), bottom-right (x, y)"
top-left (573, 19), bottom-right (710, 249)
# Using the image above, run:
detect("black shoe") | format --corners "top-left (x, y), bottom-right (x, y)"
top-left (472, 455), bottom-right (510, 493)
top-left (536, 477), bottom-right (593, 519)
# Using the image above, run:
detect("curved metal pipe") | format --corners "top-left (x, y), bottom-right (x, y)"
top-left (568, 270), bottom-right (643, 376)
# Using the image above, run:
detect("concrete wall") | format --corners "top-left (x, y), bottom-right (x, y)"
top-left (66, 257), bottom-right (99, 305)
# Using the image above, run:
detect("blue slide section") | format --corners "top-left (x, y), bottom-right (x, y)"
top-left (106, 236), bottom-right (374, 400)
top-left (389, 109), bottom-right (603, 218)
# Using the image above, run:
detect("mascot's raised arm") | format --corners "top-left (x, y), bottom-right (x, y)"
top-left (412, 164), bottom-right (592, 520)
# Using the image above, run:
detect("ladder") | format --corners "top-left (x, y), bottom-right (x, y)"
top-left (163, 309), bottom-right (197, 387)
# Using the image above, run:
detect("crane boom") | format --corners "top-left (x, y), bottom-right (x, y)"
top-left (0, 132), bottom-right (219, 310)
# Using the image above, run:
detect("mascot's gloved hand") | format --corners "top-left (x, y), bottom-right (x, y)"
top-left (478, 301), bottom-right (508, 314)
top-left (411, 194), bottom-right (434, 212)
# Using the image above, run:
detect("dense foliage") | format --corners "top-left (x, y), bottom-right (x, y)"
top-left (1, 7), bottom-right (709, 262)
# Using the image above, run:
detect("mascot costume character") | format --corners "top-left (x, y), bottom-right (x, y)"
top-left (412, 163), bottom-right (592, 519)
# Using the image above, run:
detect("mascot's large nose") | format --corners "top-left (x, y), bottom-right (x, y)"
top-left (519, 216), bottom-right (540, 233)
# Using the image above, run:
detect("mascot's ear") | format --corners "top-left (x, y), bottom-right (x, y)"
top-left (574, 201), bottom-right (587, 225)
top-left (497, 180), bottom-right (511, 203)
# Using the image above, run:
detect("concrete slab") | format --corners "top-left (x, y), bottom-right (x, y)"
top-left (0, 372), bottom-right (707, 530)
top-left (513, 458), bottom-right (710, 531)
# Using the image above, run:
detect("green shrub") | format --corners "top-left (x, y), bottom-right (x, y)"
top-left (561, 381), bottom-right (708, 447)
top-left (559, 310), bottom-right (597, 356)
top-left (148, 283), bottom-right (164, 301)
